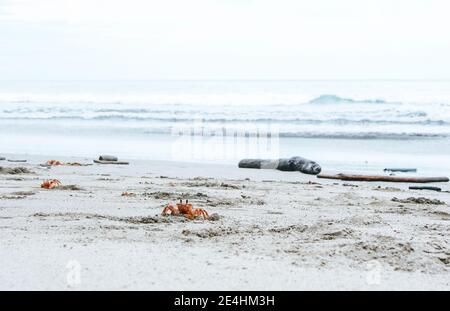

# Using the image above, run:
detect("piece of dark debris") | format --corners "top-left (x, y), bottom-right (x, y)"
top-left (343, 183), bottom-right (358, 187)
top-left (392, 197), bottom-right (445, 205)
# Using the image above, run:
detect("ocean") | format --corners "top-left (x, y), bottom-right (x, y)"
top-left (1, 80), bottom-right (450, 175)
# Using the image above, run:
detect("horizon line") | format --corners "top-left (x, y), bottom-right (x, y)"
top-left (1, 78), bottom-right (450, 83)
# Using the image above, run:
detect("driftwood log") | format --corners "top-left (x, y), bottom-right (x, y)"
top-left (238, 157), bottom-right (321, 175)
top-left (317, 173), bottom-right (449, 183)
top-left (94, 160), bottom-right (129, 165)
top-left (409, 186), bottom-right (442, 192)
top-left (99, 155), bottom-right (118, 162)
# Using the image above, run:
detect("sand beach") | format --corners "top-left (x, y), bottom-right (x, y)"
top-left (1, 154), bottom-right (449, 290)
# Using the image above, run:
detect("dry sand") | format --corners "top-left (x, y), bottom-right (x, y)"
top-left (1, 154), bottom-right (450, 290)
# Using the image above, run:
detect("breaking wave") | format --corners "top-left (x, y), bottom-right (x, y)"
top-left (309, 94), bottom-right (387, 104)
top-left (1, 88), bottom-right (450, 141)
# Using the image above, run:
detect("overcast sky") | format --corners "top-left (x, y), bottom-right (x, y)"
top-left (0, 0), bottom-right (449, 80)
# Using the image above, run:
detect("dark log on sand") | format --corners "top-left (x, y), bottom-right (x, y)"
top-left (239, 157), bottom-right (321, 175)
top-left (95, 155), bottom-right (127, 164)
top-left (94, 160), bottom-right (129, 165)
top-left (409, 186), bottom-right (442, 192)
top-left (99, 155), bottom-right (118, 162)
top-left (317, 173), bottom-right (449, 183)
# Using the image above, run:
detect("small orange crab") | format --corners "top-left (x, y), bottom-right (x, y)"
top-left (41, 179), bottom-right (62, 189)
top-left (162, 199), bottom-right (209, 220)
top-left (46, 160), bottom-right (63, 166)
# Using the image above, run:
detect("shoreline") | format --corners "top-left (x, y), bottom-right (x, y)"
top-left (2, 132), bottom-right (450, 177)
top-left (1, 154), bottom-right (450, 290)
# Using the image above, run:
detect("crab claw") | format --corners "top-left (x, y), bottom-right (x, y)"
top-left (162, 204), bottom-right (179, 216)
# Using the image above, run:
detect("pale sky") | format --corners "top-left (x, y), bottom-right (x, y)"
top-left (0, 0), bottom-right (449, 80)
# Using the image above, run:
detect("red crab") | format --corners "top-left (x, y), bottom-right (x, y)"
top-left (162, 199), bottom-right (209, 220)
top-left (41, 179), bottom-right (61, 189)
top-left (46, 160), bottom-right (63, 166)
top-left (46, 160), bottom-right (83, 166)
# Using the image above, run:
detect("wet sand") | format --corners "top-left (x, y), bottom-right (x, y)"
top-left (1, 155), bottom-right (450, 290)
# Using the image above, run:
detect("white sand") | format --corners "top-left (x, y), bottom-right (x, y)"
top-left (1, 154), bottom-right (450, 290)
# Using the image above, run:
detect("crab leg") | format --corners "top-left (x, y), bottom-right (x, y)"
top-left (193, 208), bottom-right (209, 219)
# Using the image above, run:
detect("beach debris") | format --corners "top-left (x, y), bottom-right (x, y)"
top-left (392, 197), bottom-right (445, 205)
top-left (409, 186), bottom-right (441, 192)
top-left (317, 173), bottom-right (449, 183)
top-left (99, 155), bottom-right (118, 162)
top-left (121, 191), bottom-right (136, 197)
top-left (343, 183), bottom-right (358, 187)
top-left (7, 159), bottom-right (27, 163)
top-left (94, 155), bottom-right (128, 165)
top-left (94, 159), bottom-right (129, 165)
top-left (239, 156), bottom-right (321, 175)
top-left (41, 179), bottom-right (62, 189)
top-left (162, 199), bottom-right (209, 220)
top-left (374, 186), bottom-right (401, 192)
top-left (384, 168), bottom-right (417, 173)
top-left (0, 166), bottom-right (33, 174)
